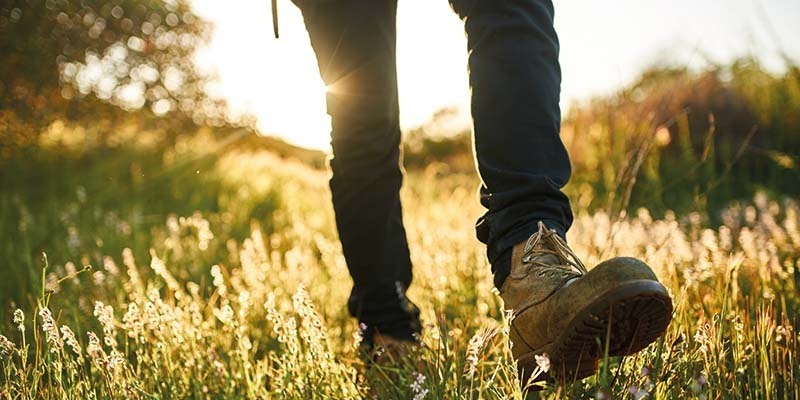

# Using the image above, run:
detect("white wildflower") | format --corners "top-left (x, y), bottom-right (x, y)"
top-left (210, 264), bottom-right (227, 296)
top-left (86, 331), bottom-right (105, 364)
top-left (534, 353), bottom-right (551, 373)
top-left (106, 350), bottom-right (127, 376)
top-left (691, 373), bottom-right (708, 399)
top-left (39, 307), bottom-right (63, 351)
top-left (13, 309), bottom-right (24, 333)
top-left (60, 325), bottom-right (82, 357)
top-left (149, 249), bottom-right (181, 292)
top-left (214, 304), bottom-right (234, 326)
top-left (464, 327), bottom-right (497, 376)
top-left (122, 302), bottom-right (143, 339)
top-left (0, 334), bottom-right (17, 359)
top-left (410, 372), bottom-right (428, 400)
top-left (94, 301), bottom-right (117, 348)
top-left (102, 255), bottom-right (119, 275)
top-left (628, 386), bottom-right (649, 399)
top-left (776, 325), bottom-right (792, 343)
top-left (92, 270), bottom-right (106, 286)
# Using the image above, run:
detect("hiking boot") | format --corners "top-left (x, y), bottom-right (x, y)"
top-left (360, 332), bottom-right (421, 366)
top-left (499, 222), bottom-right (673, 386)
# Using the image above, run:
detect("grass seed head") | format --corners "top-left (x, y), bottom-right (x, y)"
top-left (39, 307), bottom-right (63, 352)
top-left (13, 309), bottom-right (24, 333)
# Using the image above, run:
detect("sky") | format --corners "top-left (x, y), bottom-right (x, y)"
top-left (191, 0), bottom-right (800, 151)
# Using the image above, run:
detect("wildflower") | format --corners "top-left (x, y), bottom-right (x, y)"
top-left (106, 350), bottom-right (127, 376)
top-left (352, 323), bottom-right (365, 350)
top-left (39, 307), bottom-right (63, 352)
top-left (214, 304), bottom-right (234, 326)
top-left (534, 353), bottom-right (551, 373)
top-left (776, 325), bottom-right (792, 343)
top-left (410, 372), bottom-right (428, 400)
top-left (94, 301), bottom-right (117, 348)
top-left (628, 386), bottom-right (649, 399)
top-left (238, 291), bottom-right (251, 315)
top-left (102, 256), bottom-right (119, 275)
top-left (86, 331), bottom-right (106, 367)
top-left (595, 389), bottom-right (612, 399)
top-left (122, 248), bottom-right (143, 292)
top-left (191, 212), bottom-right (214, 250)
top-left (123, 303), bottom-right (146, 343)
top-left (92, 270), bottom-right (106, 286)
top-left (60, 325), bottom-right (82, 357)
top-left (211, 264), bottom-right (227, 296)
top-left (0, 334), bottom-right (17, 359)
top-left (149, 249), bottom-right (180, 292)
top-left (464, 327), bottom-right (496, 376)
top-left (691, 373), bottom-right (708, 399)
top-left (694, 323), bottom-right (711, 355)
top-left (638, 365), bottom-right (655, 391)
top-left (13, 309), bottom-right (24, 333)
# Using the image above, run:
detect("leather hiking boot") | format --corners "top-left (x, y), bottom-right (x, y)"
top-left (499, 222), bottom-right (673, 386)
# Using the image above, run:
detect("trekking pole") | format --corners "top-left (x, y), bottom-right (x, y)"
top-left (271, 0), bottom-right (280, 38)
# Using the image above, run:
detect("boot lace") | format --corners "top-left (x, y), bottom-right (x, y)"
top-left (521, 222), bottom-right (587, 275)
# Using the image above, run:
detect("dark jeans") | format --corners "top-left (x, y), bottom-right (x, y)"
top-left (294, 0), bottom-right (573, 342)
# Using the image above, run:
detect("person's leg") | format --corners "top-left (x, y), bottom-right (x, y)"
top-left (449, 0), bottom-right (573, 288)
top-left (295, 0), bottom-right (420, 343)
top-left (449, 3), bottom-right (673, 385)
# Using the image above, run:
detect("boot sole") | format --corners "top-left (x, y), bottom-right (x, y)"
top-left (517, 279), bottom-right (673, 386)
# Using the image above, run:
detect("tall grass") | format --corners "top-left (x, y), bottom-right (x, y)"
top-left (401, 59), bottom-right (800, 218)
top-left (561, 59), bottom-right (800, 217)
top-left (1, 138), bottom-right (798, 398)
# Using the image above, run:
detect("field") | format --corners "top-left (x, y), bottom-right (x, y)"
top-left (1, 130), bottom-right (798, 399)
top-left (2, 1), bottom-right (799, 397)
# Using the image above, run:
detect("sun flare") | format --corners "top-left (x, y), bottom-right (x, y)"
top-left (192, 0), bottom-right (799, 151)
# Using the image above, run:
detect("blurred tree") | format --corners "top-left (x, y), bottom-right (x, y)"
top-left (561, 59), bottom-right (800, 216)
top-left (400, 60), bottom-right (800, 216)
top-left (0, 0), bottom-right (228, 157)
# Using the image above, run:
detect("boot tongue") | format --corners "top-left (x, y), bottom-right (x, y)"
top-left (501, 232), bottom-right (583, 309)
top-left (530, 228), bottom-right (587, 274)
top-left (531, 251), bottom-right (561, 267)
top-left (502, 240), bottom-right (582, 312)
top-left (528, 234), bottom-right (564, 266)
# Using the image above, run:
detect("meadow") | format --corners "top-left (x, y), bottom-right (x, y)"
top-left (0, 125), bottom-right (799, 398)
top-left (3, 0), bottom-right (799, 397)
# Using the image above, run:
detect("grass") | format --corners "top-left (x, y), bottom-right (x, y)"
top-left (0, 132), bottom-right (798, 399)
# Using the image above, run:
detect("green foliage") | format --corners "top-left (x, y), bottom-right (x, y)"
top-left (402, 60), bottom-right (800, 218)
top-left (0, 0), bottom-right (234, 159)
top-left (0, 127), bottom-right (279, 307)
top-left (403, 107), bottom-right (475, 174)
top-left (563, 59), bottom-right (800, 218)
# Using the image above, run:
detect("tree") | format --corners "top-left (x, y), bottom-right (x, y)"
top-left (0, 0), bottom-right (226, 156)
